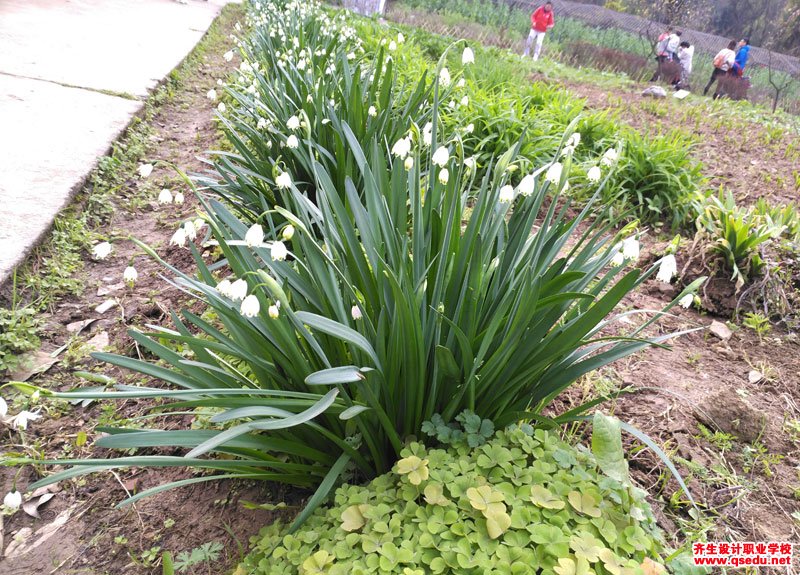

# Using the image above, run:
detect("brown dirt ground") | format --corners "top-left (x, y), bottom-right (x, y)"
top-left (537, 74), bottom-right (800, 209)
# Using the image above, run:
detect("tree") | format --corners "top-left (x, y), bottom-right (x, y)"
top-left (766, 49), bottom-right (795, 112)
top-left (775, 0), bottom-right (800, 54)
top-left (609, 0), bottom-right (713, 28)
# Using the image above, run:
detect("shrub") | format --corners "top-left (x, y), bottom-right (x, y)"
top-left (715, 74), bottom-right (750, 101)
top-left (237, 419), bottom-right (669, 575)
top-left (605, 130), bottom-right (705, 229)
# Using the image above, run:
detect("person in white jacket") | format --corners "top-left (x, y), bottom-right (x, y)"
top-left (704, 40), bottom-right (737, 97)
top-left (666, 30), bottom-right (682, 61)
top-left (676, 41), bottom-right (694, 88)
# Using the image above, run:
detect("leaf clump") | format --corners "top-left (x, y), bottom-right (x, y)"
top-left (240, 426), bottom-right (671, 574)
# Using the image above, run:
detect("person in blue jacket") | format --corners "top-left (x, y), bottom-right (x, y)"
top-left (732, 38), bottom-right (750, 76)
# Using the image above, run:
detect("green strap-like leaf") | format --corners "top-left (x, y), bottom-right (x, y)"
top-left (305, 366), bottom-right (366, 386)
top-left (287, 452), bottom-right (351, 534)
top-left (618, 420), bottom-right (698, 510)
top-left (295, 311), bottom-right (382, 370)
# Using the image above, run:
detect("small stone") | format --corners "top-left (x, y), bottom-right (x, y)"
top-left (748, 370), bottom-right (763, 384)
top-left (97, 282), bottom-right (124, 296)
top-left (66, 318), bottom-right (97, 333)
top-left (709, 320), bottom-right (732, 340)
top-left (695, 390), bottom-right (767, 443)
top-left (95, 299), bottom-right (118, 314)
top-left (85, 331), bottom-right (109, 352)
top-left (642, 86), bottom-right (667, 98)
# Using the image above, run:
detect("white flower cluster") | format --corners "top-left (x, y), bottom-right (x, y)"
top-left (561, 133), bottom-right (581, 157)
top-left (169, 219), bottom-right (205, 248)
top-left (611, 237), bottom-right (640, 266)
top-left (1, 399), bottom-right (39, 509)
top-left (158, 188), bottom-right (185, 205)
top-left (1, 396), bottom-right (41, 432)
top-left (216, 276), bottom-right (282, 319)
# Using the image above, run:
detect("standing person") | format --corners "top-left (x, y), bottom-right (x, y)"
top-left (732, 38), bottom-right (750, 76)
top-left (676, 40), bottom-right (694, 89)
top-left (666, 30), bottom-right (682, 61)
top-left (703, 40), bottom-right (737, 97)
top-left (650, 26), bottom-right (672, 81)
top-left (655, 26), bottom-right (672, 62)
top-left (523, 1), bottom-right (555, 62)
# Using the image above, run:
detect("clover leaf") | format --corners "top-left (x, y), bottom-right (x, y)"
top-left (567, 491), bottom-right (602, 518)
top-left (623, 525), bottom-right (653, 553)
top-left (396, 455), bottom-right (429, 485)
top-left (592, 517), bottom-right (619, 545)
top-left (484, 505), bottom-right (512, 539)
top-left (377, 542), bottom-right (413, 571)
top-left (553, 556), bottom-right (591, 575)
top-left (301, 550), bottom-right (335, 574)
top-left (599, 548), bottom-right (632, 575)
top-left (529, 485), bottom-right (566, 510)
top-left (476, 444), bottom-right (514, 470)
top-left (529, 524), bottom-right (569, 557)
top-left (569, 531), bottom-right (606, 563)
top-left (424, 483), bottom-right (450, 506)
top-left (641, 557), bottom-right (667, 575)
top-left (466, 485), bottom-right (505, 513)
top-left (341, 504), bottom-right (369, 532)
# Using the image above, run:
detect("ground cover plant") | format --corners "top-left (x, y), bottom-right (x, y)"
top-left (9, 0), bottom-right (704, 547)
top-left (239, 420), bottom-right (675, 575)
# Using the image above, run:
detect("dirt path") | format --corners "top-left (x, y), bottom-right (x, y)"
top-left (0, 6), bottom-right (290, 574)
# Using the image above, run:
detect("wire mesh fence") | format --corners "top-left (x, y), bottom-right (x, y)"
top-left (505, 0), bottom-right (800, 75)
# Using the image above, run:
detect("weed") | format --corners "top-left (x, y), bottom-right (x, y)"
top-left (782, 418), bottom-right (800, 443)
top-left (0, 304), bottom-right (42, 374)
top-left (695, 423), bottom-right (735, 453)
top-left (741, 441), bottom-right (784, 477)
top-left (173, 541), bottom-right (223, 573)
top-left (696, 191), bottom-right (778, 287)
top-left (138, 546), bottom-right (163, 568)
top-left (742, 312), bottom-right (771, 338)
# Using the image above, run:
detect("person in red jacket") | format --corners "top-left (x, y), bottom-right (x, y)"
top-left (523, 2), bottom-right (555, 61)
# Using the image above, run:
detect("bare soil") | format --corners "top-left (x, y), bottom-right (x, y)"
top-left (538, 75), bottom-right (800, 209)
